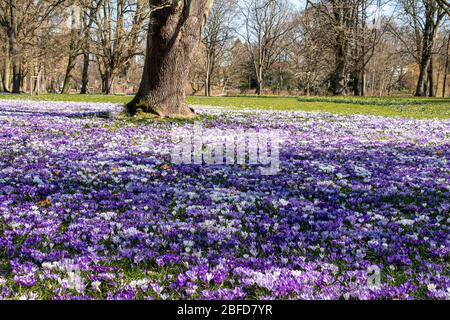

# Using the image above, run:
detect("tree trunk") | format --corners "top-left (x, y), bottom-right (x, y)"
top-left (330, 52), bottom-right (346, 95)
top-left (61, 55), bottom-right (76, 94)
top-left (80, 53), bottom-right (90, 94)
top-left (8, 0), bottom-right (20, 93)
top-left (415, 2), bottom-right (441, 97)
top-left (127, 0), bottom-right (214, 117)
top-left (256, 78), bottom-right (263, 96)
top-left (8, 29), bottom-right (20, 93)
top-left (102, 67), bottom-right (114, 95)
top-left (416, 50), bottom-right (432, 97)
top-left (2, 44), bottom-right (11, 92)
top-left (10, 51), bottom-right (20, 93)
top-left (255, 64), bottom-right (264, 95)
top-left (205, 69), bottom-right (211, 96)
top-left (205, 48), bottom-right (214, 97)
top-left (442, 35), bottom-right (449, 97)
top-left (361, 69), bottom-right (365, 96)
top-left (427, 56), bottom-right (434, 97)
top-left (434, 60), bottom-right (440, 97)
top-left (351, 70), bottom-right (362, 96)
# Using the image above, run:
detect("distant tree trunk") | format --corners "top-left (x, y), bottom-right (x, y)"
top-left (8, 32), bottom-right (19, 93)
top-left (10, 48), bottom-right (20, 93)
top-left (127, 0), bottom-right (214, 117)
top-left (61, 55), bottom-right (76, 94)
top-left (1, 69), bottom-right (9, 92)
top-left (361, 69), bottom-right (365, 96)
top-left (434, 59), bottom-right (440, 97)
top-left (255, 63), bottom-right (264, 95)
top-left (330, 46), bottom-right (346, 95)
top-left (204, 46), bottom-right (215, 97)
top-left (256, 78), bottom-right (263, 95)
top-left (80, 53), bottom-right (90, 94)
top-left (416, 48), bottom-right (433, 96)
top-left (442, 35), bottom-right (449, 97)
top-left (351, 70), bottom-right (363, 96)
top-left (19, 64), bottom-right (25, 91)
top-left (2, 44), bottom-right (11, 92)
top-left (80, 1), bottom-right (99, 95)
top-left (278, 65), bottom-right (283, 95)
top-left (6, 0), bottom-right (20, 93)
top-left (414, 1), bottom-right (443, 97)
top-left (102, 67), bottom-right (114, 95)
top-left (205, 71), bottom-right (212, 96)
top-left (427, 56), bottom-right (434, 97)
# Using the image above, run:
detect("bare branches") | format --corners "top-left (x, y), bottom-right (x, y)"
top-left (92, 0), bottom-right (149, 93)
top-left (436, 0), bottom-right (450, 16)
top-left (238, 0), bottom-right (297, 94)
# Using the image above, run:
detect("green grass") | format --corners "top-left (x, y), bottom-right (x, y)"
top-left (0, 93), bottom-right (449, 119)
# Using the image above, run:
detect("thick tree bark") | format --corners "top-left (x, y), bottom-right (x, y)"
top-left (205, 70), bottom-right (212, 96)
top-left (1, 43), bottom-right (11, 92)
top-left (127, 0), bottom-right (214, 117)
top-left (61, 55), bottom-right (76, 94)
top-left (416, 48), bottom-right (433, 96)
top-left (435, 61), bottom-right (441, 97)
top-left (8, 4), bottom-right (20, 94)
top-left (205, 49), bottom-right (214, 97)
top-left (330, 47), bottom-right (346, 95)
top-left (255, 63), bottom-right (264, 95)
top-left (443, 35), bottom-right (450, 97)
top-left (427, 56), bottom-right (434, 97)
top-left (10, 40), bottom-right (20, 93)
top-left (80, 53), bottom-right (90, 94)
top-left (103, 68), bottom-right (114, 95)
top-left (355, 70), bottom-right (366, 96)
top-left (5, 0), bottom-right (20, 94)
top-left (351, 70), bottom-right (363, 96)
top-left (256, 80), bottom-right (263, 95)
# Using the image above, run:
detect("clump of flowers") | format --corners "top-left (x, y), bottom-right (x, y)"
top-left (0, 100), bottom-right (448, 299)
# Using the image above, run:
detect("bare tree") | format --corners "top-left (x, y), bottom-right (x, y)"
top-left (0, 0), bottom-right (65, 93)
top-left (239, 0), bottom-right (295, 95)
top-left (349, 0), bottom-right (388, 96)
top-left (396, 0), bottom-right (447, 96)
top-left (225, 39), bottom-right (255, 93)
top-left (203, 0), bottom-right (236, 96)
top-left (94, 0), bottom-right (147, 94)
top-left (289, 9), bottom-right (329, 95)
top-left (305, 0), bottom-right (356, 95)
top-left (79, 0), bottom-right (101, 94)
top-left (61, 3), bottom-right (84, 94)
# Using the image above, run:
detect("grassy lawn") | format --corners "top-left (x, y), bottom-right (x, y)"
top-left (0, 93), bottom-right (449, 119)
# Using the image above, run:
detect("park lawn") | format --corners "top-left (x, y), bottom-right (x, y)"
top-left (0, 93), bottom-right (449, 119)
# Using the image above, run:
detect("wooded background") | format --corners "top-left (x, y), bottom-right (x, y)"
top-left (0, 0), bottom-right (449, 97)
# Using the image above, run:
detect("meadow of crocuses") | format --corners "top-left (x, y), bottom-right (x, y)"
top-left (0, 99), bottom-right (448, 300)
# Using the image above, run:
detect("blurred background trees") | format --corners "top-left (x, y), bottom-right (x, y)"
top-left (0, 0), bottom-right (449, 96)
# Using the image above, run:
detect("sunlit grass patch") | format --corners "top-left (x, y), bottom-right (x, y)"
top-left (0, 93), bottom-right (449, 119)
